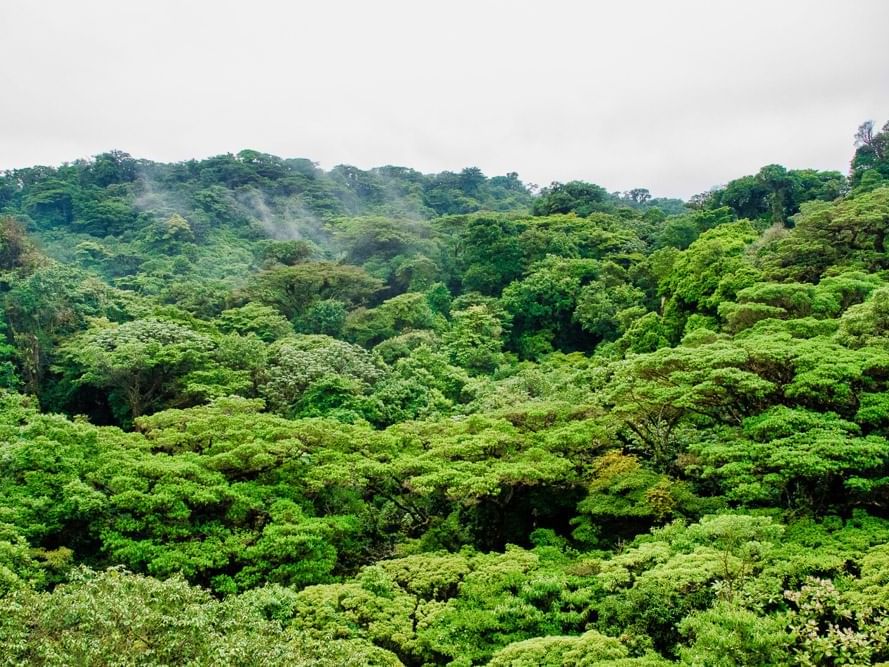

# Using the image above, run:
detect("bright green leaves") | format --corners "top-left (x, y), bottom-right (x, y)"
top-left (718, 272), bottom-right (883, 334)
top-left (605, 340), bottom-right (775, 468)
top-left (692, 407), bottom-right (889, 507)
top-left (0, 522), bottom-right (44, 595)
top-left (443, 304), bottom-right (506, 374)
top-left (345, 291), bottom-right (440, 347)
top-left (654, 207), bottom-right (734, 250)
top-left (678, 602), bottom-right (792, 666)
top-left (57, 317), bottom-right (215, 420)
top-left (573, 453), bottom-right (704, 545)
top-left (228, 500), bottom-right (349, 591)
top-left (5, 131), bottom-right (889, 666)
top-left (837, 285), bottom-right (889, 349)
top-left (215, 302), bottom-right (294, 342)
top-left (0, 395), bottom-right (121, 548)
top-left (362, 345), bottom-right (467, 426)
top-left (0, 567), bottom-right (336, 666)
top-left (391, 416), bottom-right (574, 506)
top-left (260, 335), bottom-right (383, 418)
top-left (663, 221), bottom-right (761, 313)
top-left (760, 186), bottom-right (889, 281)
top-left (487, 630), bottom-right (632, 667)
top-left (98, 453), bottom-right (241, 581)
top-left (784, 339), bottom-right (889, 412)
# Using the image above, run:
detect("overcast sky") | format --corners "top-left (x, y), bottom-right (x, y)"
top-left (1, 1), bottom-right (887, 199)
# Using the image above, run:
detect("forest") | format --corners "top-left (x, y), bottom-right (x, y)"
top-left (0, 119), bottom-right (887, 666)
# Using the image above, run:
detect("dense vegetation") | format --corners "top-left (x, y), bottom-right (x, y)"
top-left (0, 120), bottom-right (887, 665)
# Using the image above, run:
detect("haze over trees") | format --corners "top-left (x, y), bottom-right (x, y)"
top-left (0, 121), bottom-right (888, 665)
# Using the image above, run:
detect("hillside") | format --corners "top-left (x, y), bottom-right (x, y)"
top-left (0, 122), bottom-right (888, 665)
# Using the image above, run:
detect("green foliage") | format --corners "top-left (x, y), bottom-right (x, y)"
top-left (443, 304), bottom-right (506, 374)
top-left (532, 181), bottom-right (610, 217)
top-left (248, 262), bottom-right (384, 321)
top-left (487, 630), bottom-right (629, 666)
top-left (851, 119), bottom-right (889, 186)
top-left (0, 522), bottom-right (44, 594)
top-left (692, 406), bottom-right (889, 508)
top-left (501, 257), bottom-right (600, 353)
top-left (296, 298), bottom-right (348, 337)
top-left (654, 207), bottom-right (734, 250)
top-left (0, 567), bottom-right (400, 666)
top-left (0, 216), bottom-right (41, 271)
top-left (679, 602), bottom-right (792, 665)
top-left (663, 220), bottom-right (761, 313)
top-left (260, 335), bottom-right (383, 417)
top-left (345, 292), bottom-right (438, 347)
top-left (2, 132), bottom-right (889, 664)
top-left (759, 186), bottom-right (889, 281)
top-left (3, 262), bottom-right (130, 392)
top-left (215, 302), bottom-right (294, 342)
top-left (707, 165), bottom-right (846, 224)
top-left (56, 318), bottom-right (215, 420)
top-left (454, 214), bottom-right (525, 295)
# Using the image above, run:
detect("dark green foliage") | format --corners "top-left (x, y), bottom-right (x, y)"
top-left (707, 164), bottom-right (846, 225)
top-left (247, 262), bottom-right (384, 321)
top-left (532, 181), bottom-right (610, 217)
top-left (851, 120), bottom-right (889, 186)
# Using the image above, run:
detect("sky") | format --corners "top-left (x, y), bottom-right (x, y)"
top-left (1, 1), bottom-right (887, 199)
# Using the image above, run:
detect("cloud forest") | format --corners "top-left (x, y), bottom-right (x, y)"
top-left (0, 120), bottom-right (888, 665)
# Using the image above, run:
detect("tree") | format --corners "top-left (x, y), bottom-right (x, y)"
top-left (760, 187), bottom-right (889, 281)
top-left (708, 167), bottom-right (846, 224)
top-left (4, 263), bottom-right (121, 394)
top-left (248, 262), bottom-right (383, 321)
top-left (296, 298), bottom-right (349, 337)
top-left (837, 286), bottom-right (889, 349)
top-left (662, 220), bottom-right (760, 314)
top-left (259, 335), bottom-right (383, 416)
top-left (56, 318), bottom-right (214, 420)
top-left (654, 207), bottom-right (734, 250)
top-left (444, 305), bottom-right (505, 374)
top-left (0, 567), bottom-right (392, 666)
top-left (574, 280), bottom-right (645, 342)
top-left (454, 214), bottom-right (525, 295)
top-left (623, 188), bottom-right (652, 206)
top-left (532, 181), bottom-right (610, 217)
top-left (852, 119), bottom-right (889, 186)
top-left (488, 630), bottom-right (630, 666)
top-left (501, 257), bottom-right (600, 354)
top-left (344, 292), bottom-right (438, 347)
top-left (143, 213), bottom-right (195, 253)
top-left (22, 178), bottom-right (75, 227)
top-left (216, 302), bottom-right (294, 342)
top-left (680, 603), bottom-right (792, 666)
top-left (0, 311), bottom-right (20, 390)
top-left (604, 340), bottom-right (775, 470)
top-left (692, 406), bottom-right (889, 508)
top-left (757, 164), bottom-right (795, 225)
top-left (0, 216), bottom-right (40, 271)
top-left (257, 239), bottom-right (314, 267)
